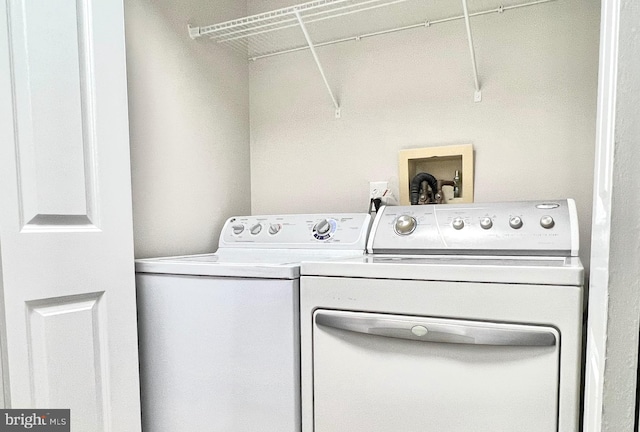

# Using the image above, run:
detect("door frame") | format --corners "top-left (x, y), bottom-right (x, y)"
top-left (583, 0), bottom-right (640, 431)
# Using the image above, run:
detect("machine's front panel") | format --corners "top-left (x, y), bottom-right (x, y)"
top-left (138, 274), bottom-right (300, 432)
top-left (312, 310), bottom-right (559, 432)
top-left (299, 276), bottom-right (583, 432)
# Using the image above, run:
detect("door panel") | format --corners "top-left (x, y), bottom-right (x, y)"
top-left (312, 310), bottom-right (560, 432)
top-left (0, 0), bottom-right (142, 429)
top-left (27, 293), bottom-right (108, 430)
top-left (10, 0), bottom-right (99, 228)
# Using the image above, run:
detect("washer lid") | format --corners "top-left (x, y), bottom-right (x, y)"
top-left (135, 249), bottom-right (365, 279)
top-left (300, 255), bottom-right (584, 286)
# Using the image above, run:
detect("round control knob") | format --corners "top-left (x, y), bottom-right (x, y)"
top-left (480, 217), bottom-right (493, 230)
top-left (232, 224), bottom-right (244, 235)
top-left (452, 217), bottom-right (465, 230)
top-left (509, 216), bottom-right (523, 229)
top-left (540, 215), bottom-right (555, 229)
top-left (250, 223), bottom-right (262, 235)
top-left (314, 219), bottom-right (331, 235)
top-left (268, 223), bottom-right (282, 235)
top-left (394, 215), bottom-right (417, 236)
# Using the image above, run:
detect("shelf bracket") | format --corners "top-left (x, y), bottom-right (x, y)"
top-left (461, 0), bottom-right (482, 102)
top-left (294, 10), bottom-right (341, 118)
top-left (188, 25), bottom-right (201, 40)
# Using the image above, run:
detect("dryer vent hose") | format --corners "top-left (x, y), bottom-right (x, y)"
top-left (410, 172), bottom-right (438, 205)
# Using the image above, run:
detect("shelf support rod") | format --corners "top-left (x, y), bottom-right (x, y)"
top-left (461, 0), bottom-right (482, 102)
top-left (294, 9), bottom-right (341, 118)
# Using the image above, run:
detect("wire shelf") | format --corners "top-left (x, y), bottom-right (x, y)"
top-left (189, 0), bottom-right (555, 61)
top-left (188, 0), bottom-right (557, 114)
top-left (195, 0), bottom-right (406, 59)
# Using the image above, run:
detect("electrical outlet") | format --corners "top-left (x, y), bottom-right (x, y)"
top-left (369, 181), bottom-right (388, 199)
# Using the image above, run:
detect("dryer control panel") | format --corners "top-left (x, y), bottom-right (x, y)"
top-left (368, 200), bottom-right (578, 256)
top-left (220, 213), bottom-right (371, 250)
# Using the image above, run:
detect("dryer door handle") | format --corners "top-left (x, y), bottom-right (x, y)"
top-left (314, 310), bottom-right (557, 347)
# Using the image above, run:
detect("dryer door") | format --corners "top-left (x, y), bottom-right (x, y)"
top-left (312, 310), bottom-right (560, 432)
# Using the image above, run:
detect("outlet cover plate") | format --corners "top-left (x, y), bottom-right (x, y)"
top-left (369, 181), bottom-right (388, 199)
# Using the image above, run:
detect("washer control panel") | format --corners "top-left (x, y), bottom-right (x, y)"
top-left (369, 200), bottom-right (578, 256)
top-left (220, 213), bottom-right (371, 250)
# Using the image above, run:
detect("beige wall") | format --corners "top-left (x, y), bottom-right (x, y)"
top-left (125, 0), bottom-right (250, 258)
top-left (249, 0), bottom-right (600, 268)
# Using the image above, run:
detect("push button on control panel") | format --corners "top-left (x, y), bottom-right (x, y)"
top-left (480, 217), bottom-right (493, 230)
top-left (540, 215), bottom-right (555, 229)
top-left (509, 216), bottom-right (523, 229)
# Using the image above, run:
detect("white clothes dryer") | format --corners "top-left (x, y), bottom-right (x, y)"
top-left (135, 213), bottom-right (371, 432)
top-left (300, 200), bottom-right (584, 432)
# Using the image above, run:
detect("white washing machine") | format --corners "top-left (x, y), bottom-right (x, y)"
top-left (300, 200), bottom-right (584, 432)
top-left (135, 213), bottom-right (371, 432)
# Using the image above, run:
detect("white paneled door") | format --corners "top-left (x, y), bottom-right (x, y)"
top-left (0, 0), bottom-right (142, 430)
